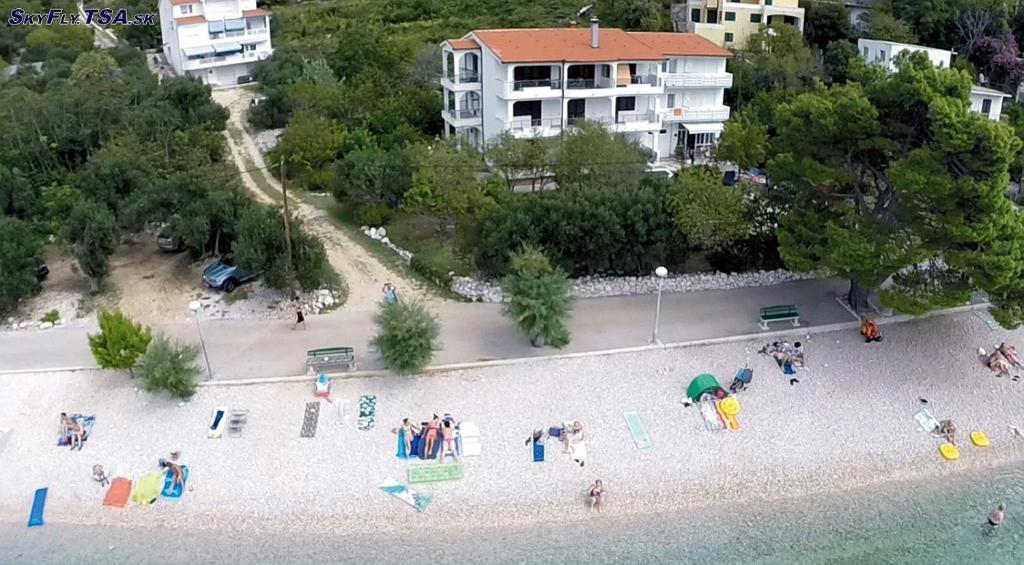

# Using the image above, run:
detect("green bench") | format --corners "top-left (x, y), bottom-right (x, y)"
top-left (306, 346), bottom-right (356, 374)
top-left (759, 305), bottom-right (800, 330)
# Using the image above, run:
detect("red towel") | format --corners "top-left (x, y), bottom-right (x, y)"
top-left (103, 477), bottom-right (132, 508)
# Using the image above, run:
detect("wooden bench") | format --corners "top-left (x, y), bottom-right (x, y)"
top-left (759, 305), bottom-right (800, 330)
top-left (306, 347), bottom-right (356, 374)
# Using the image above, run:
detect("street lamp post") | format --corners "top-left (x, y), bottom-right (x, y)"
top-left (650, 266), bottom-right (668, 345)
top-left (189, 300), bottom-right (213, 381)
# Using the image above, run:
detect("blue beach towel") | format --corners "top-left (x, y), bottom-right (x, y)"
top-left (28, 488), bottom-right (47, 527)
top-left (396, 429), bottom-right (409, 459)
top-left (624, 411), bottom-right (652, 449)
top-left (57, 414), bottom-right (95, 446)
top-left (161, 466), bottom-right (189, 499)
top-left (532, 438), bottom-right (545, 462)
top-left (783, 363), bottom-right (796, 375)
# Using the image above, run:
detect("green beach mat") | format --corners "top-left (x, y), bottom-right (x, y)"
top-left (132, 472), bottom-right (163, 506)
top-left (408, 462), bottom-right (463, 484)
top-left (624, 411), bottom-right (652, 449)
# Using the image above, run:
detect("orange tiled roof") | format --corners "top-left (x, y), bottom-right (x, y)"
top-left (630, 32), bottom-right (733, 58)
top-left (242, 8), bottom-right (271, 17)
top-left (445, 38), bottom-right (480, 50)
top-left (170, 0), bottom-right (195, 5)
top-left (175, 15), bottom-right (206, 25)
top-left (472, 28), bottom-right (665, 63)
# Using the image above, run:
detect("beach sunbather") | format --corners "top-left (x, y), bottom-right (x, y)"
top-left (860, 319), bottom-right (883, 342)
top-left (998, 343), bottom-right (1022, 368)
top-left (588, 480), bottom-right (604, 511)
top-left (936, 420), bottom-right (957, 445)
top-left (159, 459), bottom-right (185, 489)
top-left (524, 429), bottom-right (546, 446)
top-left (439, 420), bottom-right (458, 464)
top-left (399, 418), bottom-right (419, 455)
top-left (986, 351), bottom-right (1012, 376)
top-left (561, 420), bottom-right (584, 452)
top-left (424, 415), bottom-right (440, 458)
top-left (60, 412), bottom-right (83, 451)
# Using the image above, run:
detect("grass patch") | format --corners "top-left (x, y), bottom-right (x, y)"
top-left (40, 309), bottom-right (60, 324)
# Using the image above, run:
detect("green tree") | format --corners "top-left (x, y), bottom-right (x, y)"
top-left (859, 4), bottom-right (918, 43)
top-left (501, 246), bottom-right (573, 348)
top-left (552, 122), bottom-right (650, 191)
top-left (669, 167), bottom-right (748, 251)
top-left (88, 310), bottom-right (153, 376)
top-left (0, 217), bottom-right (43, 315)
top-left (728, 25), bottom-right (819, 108)
top-left (330, 144), bottom-right (411, 205)
top-left (800, 0), bottom-right (854, 50)
top-left (598, 0), bottom-right (670, 30)
top-left (822, 39), bottom-right (861, 85)
top-left (70, 51), bottom-right (120, 85)
top-left (65, 199), bottom-right (119, 290)
top-left (716, 117), bottom-right (767, 170)
top-left (275, 111), bottom-right (345, 186)
top-left (370, 300), bottom-right (440, 374)
top-left (233, 203), bottom-right (331, 292)
top-left (23, 25), bottom-right (93, 61)
top-left (402, 139), bottom-right (489, 227)
top-left (486, 132), bottom-right (552, 191)
top-left (135, 335), bottom-right (200, 398)
top-left (766, 56), bottom-right (1024, 325)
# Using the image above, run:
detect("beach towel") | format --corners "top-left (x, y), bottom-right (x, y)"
top-left (699, 397), bottom-right (725, 432)
top-left (57, 414), bottom-right (95, 446)
top-left (914, 408), bottom-right (940, 435)
top-left (396, 428), bottom-right (408, 458)
top-left (569, 441), bottom-right (587, 466)
top-left (458, 421), bottom-right (481, 457)
top-left (28, 488), bottom-right (47, 527)
top-left (624, 411), bottom-right (652, 449)
top-left (161, 465), bottom-right (189, 499)
top-left (782, 363), bottom-right (796, 375)
top-left (358, 395), bottom-right (376, 431)
top-left (408, 462), bottom-right (464, 484)
top-left (103, 478), bottom-right (132, 508)
top-left (132, 473), bottom-right (163, 505)
top-left (380, 479), bottom-right (432, 512)
top-left (300, 402), bottom-right (320, 438)
top-left (208, 407), bottom-right (227, 439)
top-left (532, 438), bottom-right (545, 462)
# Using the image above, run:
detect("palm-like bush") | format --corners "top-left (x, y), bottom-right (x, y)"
top-left (371, 300), bottom-right (440, 374)
top-left (501, 247), bottom-right (573, 348)
top-left (136, 335), bottom-right (201, 399)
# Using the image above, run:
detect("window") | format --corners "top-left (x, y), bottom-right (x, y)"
top-left (667, 93), bottom-right (676, 108)
top-left (765, 0), bottom-right (773, 5)
top-left (244, 43), bottom-right (256, 52)
top-left (750, 14), bottom-right (762, 23)
top-left (567, 99), bottom-right (586, 121)
top-left (862, 47), bottom-right (869, 59)
top-left (180, 4), bottom-right (192, 15)
top-left (707, 9), bottom-right (718, 24)
top-left (616, 97), bottom-right (636, 112)
top-left (691, 8), bottom-right (701, 23)
top-left (724, 32), bottom-right (734, 42)
top-left (879, 49), bottom-right (887, 62)
top-left (982, 99), bottom-right (992, 114)
top-left (724, 12), bottom-right (735, 21)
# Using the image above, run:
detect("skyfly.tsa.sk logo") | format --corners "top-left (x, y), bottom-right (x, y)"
top-left (7, 8), bottom-right (156, 26)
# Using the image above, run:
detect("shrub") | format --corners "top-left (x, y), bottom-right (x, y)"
top-left (355, 203), bottom-right (392, 227)
top-left (0, 217), bottom-right (43, 316)
top-left (370, 300), bottom-right (440, 374)
top-left (40, 310), bottom-right (59, 324)
top-left (501, 247), bottom-right (573, 348)
top-left (475, 178), bottom-right (687, 277)
top-left (136, 335), bottom-right (201, 399)
top-left (410, 247), bottom-right (461, 287)
top-left (88, 310), bottom-right (153, 377)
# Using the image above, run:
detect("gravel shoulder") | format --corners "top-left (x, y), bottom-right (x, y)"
top-left (1, 311), bottom-right (1022, 535)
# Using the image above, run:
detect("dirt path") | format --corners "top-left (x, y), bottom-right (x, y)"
top-left (212, 88), bottom-right (440, 312)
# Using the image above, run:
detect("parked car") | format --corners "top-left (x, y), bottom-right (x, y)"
top-left (202, 254), bottom-right (257, 292)
top-left (35, 260), bottom-right (49, 282)
top-left (722, 170), bottom-right (738, 186)
top-left (157, 231), bottom-right (185, 252)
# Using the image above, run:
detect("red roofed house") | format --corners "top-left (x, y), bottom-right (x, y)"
top-left (441, 19), bottom-right (733, 168)
top-left (158, 0), bottom-right (272, 85)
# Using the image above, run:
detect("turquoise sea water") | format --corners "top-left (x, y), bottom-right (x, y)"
top-left (4, 464), bottom-right (1023, 564)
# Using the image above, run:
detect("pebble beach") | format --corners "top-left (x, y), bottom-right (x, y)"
top-left (2, 310), bottom-right (1024, 559)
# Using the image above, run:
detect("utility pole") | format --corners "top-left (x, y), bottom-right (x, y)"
top-left (279, 156), bottom-right (296, 299)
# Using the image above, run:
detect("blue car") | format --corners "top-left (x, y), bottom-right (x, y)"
top-left (202, 254), bottom-right (257, 292)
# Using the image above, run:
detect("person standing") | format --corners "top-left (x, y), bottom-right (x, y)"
top-left (383, 283), bottom-right (398, 305)
top-left (292, 299), bottom-right (306, 330)
top-left (588, 480), bottom-right (604, 511)
top-left (988, 503), bottom-right (1006, 529)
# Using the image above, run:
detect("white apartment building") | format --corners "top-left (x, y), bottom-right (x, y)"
top-left (857, 38), bottom-right (1009, 121)
top-left (158, 0), bottom-right (273, 86)
top-left (440, 21), bottom-right (733, 168)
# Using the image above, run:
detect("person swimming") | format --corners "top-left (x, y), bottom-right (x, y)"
top-left (988, 503), bottom-right (1006, 529)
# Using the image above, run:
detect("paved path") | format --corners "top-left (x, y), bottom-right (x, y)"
top-left (0, 280), bottom-right (853, 378)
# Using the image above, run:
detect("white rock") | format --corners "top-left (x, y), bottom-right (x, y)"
top-left (38, 322), bottom-right (53, 330)
top-left (377, 227), bottom-right (387, 238)
top-left (19, 321), bottom-right (29, 329)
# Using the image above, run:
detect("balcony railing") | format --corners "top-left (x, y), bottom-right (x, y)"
top-left (566, 78), bottom-right (614, 89)
top-left (661, 106), bottom-right (731, 123)
top-left (511, 79), bottom-right (561, 91)
top-left (507, 117), bottom-right (562, 131)
top-left (662, 72), bottom-right (733, 88)
top-left (615, 111), bottom-right (658, 124)
top-left (622, 74), bottom-right (659, 87)
top-left (567, 115), bottom-right (612, 126)
top-left (446, 108), bottom-right (481, 120)
top-left (458, 72), bottom-right (479, 83)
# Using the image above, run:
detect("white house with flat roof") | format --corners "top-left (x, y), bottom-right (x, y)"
top-left (857, 38), bottom-right (1009, 121)
top-left (158, 0), bottom-right (273, 86)
top-left (441, 20), bottom-right (733, 168)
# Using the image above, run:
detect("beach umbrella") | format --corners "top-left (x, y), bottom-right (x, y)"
top-left (687, 373), bottom-right (722, 401)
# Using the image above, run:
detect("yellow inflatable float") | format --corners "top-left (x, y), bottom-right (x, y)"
top-left (715, 396), bottom-right (741, 431)
top-left (970, 431), bottom-right (990, 447)
top-left (939, 442), bottom-right (960, 461)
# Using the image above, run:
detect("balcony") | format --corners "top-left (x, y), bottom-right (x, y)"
top-left (458, 71), bottom-right (479, 84)
top-left (444, 108), bottom-right (482, 125)
top-left (183, 49), bottom-right (271, 70)
top-left (506, 117), bottom-right (563, 135)
top-left (662, 72), bottom-right (733, 88)
top-left (661, 106), bottom-right (731, 123)
top-left (615, 111), bottom-right (658, 124)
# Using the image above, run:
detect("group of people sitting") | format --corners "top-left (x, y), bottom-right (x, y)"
top-left (398, 414), bottom-right (459, 463)
top-left (980, 343), bottom-right (1022, 378)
